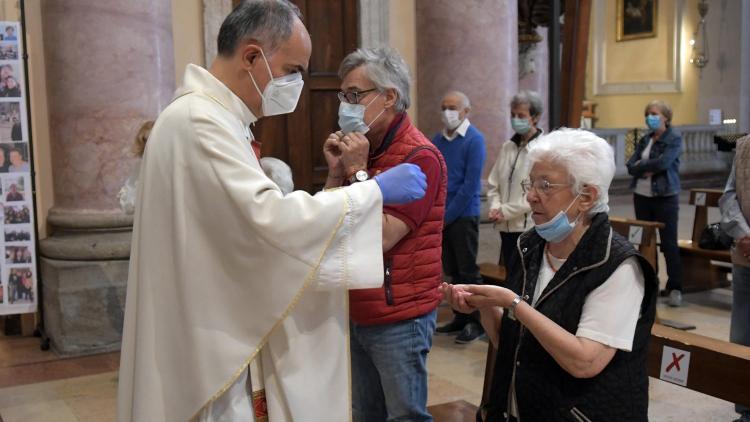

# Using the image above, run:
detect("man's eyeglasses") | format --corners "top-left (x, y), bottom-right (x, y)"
top-left (337, 88), bottom-right (377, 104)
top-left (520, 179), bottom-right (571, 195)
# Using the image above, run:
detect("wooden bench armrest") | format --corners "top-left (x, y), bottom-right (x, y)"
top-left (479, 263), bottom-right (506, 285)
top-left (648, 323), bottom-right (750, 406)
top-left (688, 188), bottom-right (724, 206)
top-left (609, 216), bottom-right (665, 230)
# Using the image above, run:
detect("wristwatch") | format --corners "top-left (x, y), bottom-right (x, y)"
top-left (348, 169), bottom-right (369, 184)
top-left (507, 295), bottom-right (523, 321)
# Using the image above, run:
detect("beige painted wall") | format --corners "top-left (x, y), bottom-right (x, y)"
top-left (586, 0), bottom-right (701, 128)
top-left (389, 0), bottom-right (418, 124)
top-left (20, 1), bottom-right (54, 238)
top-left (171, 0), bottom-right (205, 81)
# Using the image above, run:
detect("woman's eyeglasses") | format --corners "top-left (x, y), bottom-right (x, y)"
top-left (520, 179), bottom-right (571, 196)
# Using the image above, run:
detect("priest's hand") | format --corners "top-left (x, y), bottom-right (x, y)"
top-left (324, 131), bottom-right (345, 186)
top-left (374, 163), bottom-right (426, 205)
top-left (339, 132), bottom-right (370, 176)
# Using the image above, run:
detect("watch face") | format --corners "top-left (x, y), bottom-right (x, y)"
top-left (355, 170), bottom-right (369, 182)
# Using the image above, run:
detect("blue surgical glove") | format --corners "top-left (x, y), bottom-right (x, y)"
top-left (374, 163), bottom-right (427, 205)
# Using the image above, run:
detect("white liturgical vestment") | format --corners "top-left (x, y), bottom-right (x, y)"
top-left (117, 64), bottom-right (384, 422)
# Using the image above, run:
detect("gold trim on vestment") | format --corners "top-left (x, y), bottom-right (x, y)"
top-left (189, 188), bottom-right (351, 420)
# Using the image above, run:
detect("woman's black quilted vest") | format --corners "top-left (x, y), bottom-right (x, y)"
top-left (484, 213), bottom-right (657, 422)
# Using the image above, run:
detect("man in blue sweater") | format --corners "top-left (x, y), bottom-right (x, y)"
top-left (431, 91), bottom-right (487, 343)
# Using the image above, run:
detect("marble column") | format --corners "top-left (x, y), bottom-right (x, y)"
top-left (415, 0), bottom-right (518, 178)
top-left (519, 27), bottom-right (549, 133)
top-left (39, 0), bottom-right (174, 355)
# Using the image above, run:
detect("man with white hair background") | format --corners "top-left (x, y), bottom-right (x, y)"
top-left (260, 156), bottom-right (294, 195)
top-left (443, 129), bottom-right (657, 421)
top-left (431, 90), bottom-right (488, 344)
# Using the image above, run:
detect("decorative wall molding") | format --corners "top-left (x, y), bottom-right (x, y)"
top-left (359, 0), bottom-right (389, 48)
top-left (203, 0), bottom-right (233, 66)
top-left (593, 0), bottom-right (684, 95)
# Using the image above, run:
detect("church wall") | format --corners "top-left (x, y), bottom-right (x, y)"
top-left (389, 0), bottom-right (418, 125)
top-left (23, 0), bottom-right (54, 238)
top-left (171, 0), bottom-right (205, 81)
top-left (585, 0), bottom-right (701, 128)
top-left (696, 0), bottom-right (744, 127)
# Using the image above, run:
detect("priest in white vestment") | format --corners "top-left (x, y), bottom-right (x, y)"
top-left (116, 2), bottom-right (427, 421)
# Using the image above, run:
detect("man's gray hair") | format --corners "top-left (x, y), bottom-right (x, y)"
top-left (217, 0), bottom-right (302, 57)
top-left (510, 90), bottom-right (544, 118)
top-left (443, 91), bottom-right (471, 109)
top-left (260, 157), bottom-right (294, 195)
top-left (338, 48), bottom-right (411, 112)
top-left (526, 128), bottom-right (616, 215)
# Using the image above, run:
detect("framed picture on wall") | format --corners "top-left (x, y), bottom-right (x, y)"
top-left (617, 0), bottom-right (658, 42)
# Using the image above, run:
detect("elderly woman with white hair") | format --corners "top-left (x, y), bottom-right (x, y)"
top-left (443, 129), bottom-right (657, 421)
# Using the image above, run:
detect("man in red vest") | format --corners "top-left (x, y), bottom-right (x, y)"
top-left (324, 47), bottom-right (447, 422)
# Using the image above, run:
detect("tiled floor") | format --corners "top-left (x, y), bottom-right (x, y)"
top-left (0, 192), bottom-right (743, 421)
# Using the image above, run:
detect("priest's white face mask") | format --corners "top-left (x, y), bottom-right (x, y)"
top-left (247, 48), bottom-right (305, 117)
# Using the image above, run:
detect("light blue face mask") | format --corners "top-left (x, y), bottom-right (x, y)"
top-left (338, 92), bottom-right (385, 134)
top-left (646, 114), bottom-right (662, 131)
top-left (511, 118), bottom-right (531, 135)
top-left (534, 194), bottom-right (581, 243)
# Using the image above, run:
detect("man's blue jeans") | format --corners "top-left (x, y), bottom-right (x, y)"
top-left (732, 264), bottom-right (750, 419)
top-left (350, 309), bottom-right (437, 422)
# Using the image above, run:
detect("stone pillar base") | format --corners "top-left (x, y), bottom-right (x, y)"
top-left (39, 209), bottom-right (132, 356)
top-left (40, 257), bottom-right (128, 356)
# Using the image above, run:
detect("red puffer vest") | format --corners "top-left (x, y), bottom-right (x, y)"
top-left (350, 115), bottom-right (447, 325)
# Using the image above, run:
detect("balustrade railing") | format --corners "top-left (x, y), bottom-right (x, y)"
top-left (590, 124), bottom-right (732, 179)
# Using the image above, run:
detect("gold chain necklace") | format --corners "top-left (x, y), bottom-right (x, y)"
top-left (545, 244), bottom-right (560, 273)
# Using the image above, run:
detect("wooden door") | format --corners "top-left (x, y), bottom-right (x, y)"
top-left (236, 0), bottom-right (359, 192)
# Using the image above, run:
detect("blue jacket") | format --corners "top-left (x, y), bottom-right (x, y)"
top-left (626, 127), bottom-right (682, 197)
top-left (431, 124), bottom-right (486, 224)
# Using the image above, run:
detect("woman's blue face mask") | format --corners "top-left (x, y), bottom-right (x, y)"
top-left (645, 114), bottom-right (662, 131)
top-left (534, 194), bottom-right (581, 243)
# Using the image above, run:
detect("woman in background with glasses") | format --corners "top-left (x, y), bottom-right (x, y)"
top-left (442, 129), bottom-right (657, 421)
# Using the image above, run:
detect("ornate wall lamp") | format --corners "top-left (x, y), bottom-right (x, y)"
top-left (689, 0), bottom-right (709, 70)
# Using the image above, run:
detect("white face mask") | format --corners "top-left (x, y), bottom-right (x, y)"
top-left (441, 109), bottom-right (461, 130)
top-left (247, 49), bottom-right (304, 117)
top-left (337, 92), bottom-right (385, 135)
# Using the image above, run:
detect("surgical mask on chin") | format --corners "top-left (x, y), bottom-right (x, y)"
top-left (441, 109), bottom-right (461, 130)
top-left (534, 194), bottom-right (582, 243)
top-left (247, 49), bottom-right (304, 117)
top-left (338, 92), bottom-right (385, 134)
top-left (511, 118), bottom-right (531, 135)
top-left (645, 115), bottom-right (662, 131)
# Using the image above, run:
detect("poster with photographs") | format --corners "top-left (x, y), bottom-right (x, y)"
top-left (0, 20), bottom-right (36, 315)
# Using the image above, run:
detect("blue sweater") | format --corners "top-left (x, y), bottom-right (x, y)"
top-left (431, 124), bottom-right (486, 224)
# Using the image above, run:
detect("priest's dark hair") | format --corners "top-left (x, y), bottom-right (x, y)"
top-left (217, 0), bottom-right (302, 57)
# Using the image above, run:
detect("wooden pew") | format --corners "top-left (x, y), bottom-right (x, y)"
top-left (428, 400), bottom-right (478, 422)
top-left (610, 217), bottom-right (664, 271)
top-left (678, 188), bottom-right (732, 292)
top-left (648, 324), bottom-right (750, 407)
top-left (478, 263), bottom-right (505, 421)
